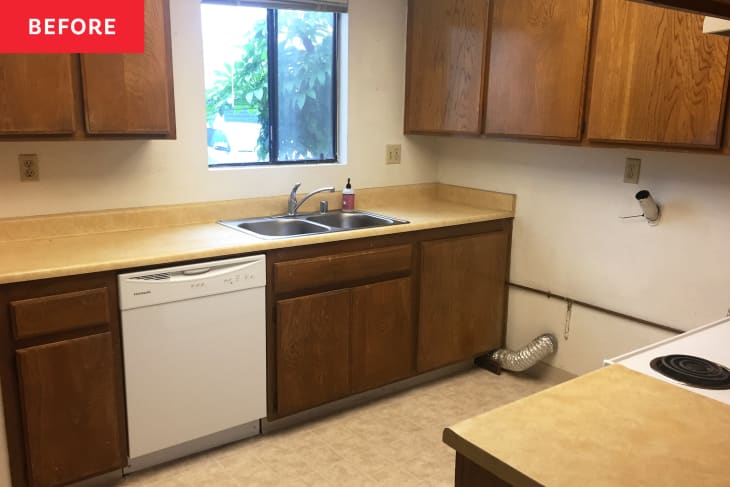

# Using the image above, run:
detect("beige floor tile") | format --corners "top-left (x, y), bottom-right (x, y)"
top-left (118, 367), bottom-right (561, 486)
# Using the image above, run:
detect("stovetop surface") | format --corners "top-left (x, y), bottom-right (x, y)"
top-left (606, 317), bottom-right (730, 405)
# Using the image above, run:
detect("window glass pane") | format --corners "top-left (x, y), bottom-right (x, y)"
top-left (276, 10), bottom-right (335, 162)
top-left (202, 4), bottom-right (269, 165)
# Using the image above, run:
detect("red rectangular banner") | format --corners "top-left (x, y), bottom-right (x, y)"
top-left (0, 0), bottom-right (145, 53)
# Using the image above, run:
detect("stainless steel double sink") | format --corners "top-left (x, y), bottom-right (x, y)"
top-left (219, 210), bottom-right (409, 239)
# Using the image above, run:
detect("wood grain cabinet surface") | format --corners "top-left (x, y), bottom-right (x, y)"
top-left (350, 278), bottom-right (414, 393)
top-left (418, 230), bottom-right (509, 372)
top-left (81, 0), bottom-right (175, 135)
top-left (404, 0), bottom-right (490, 134)
top-left (0, 0), bottom-right (174, 139)
top-left (276, 290), bottom-right (351, 417)
top-left (16, 333), bottom-right (126, 487)
top-left (485, 0), bottom-right (593, 140)
top-left (0, 55), bottom-right (76, 135)
top-left (0, 273), bottom-right (127, 487)
top-left (587, 0), bottom-right (730, 148)
top-left (269, 221), bottom-right (511, 419)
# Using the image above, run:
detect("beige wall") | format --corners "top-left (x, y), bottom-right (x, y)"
top-left (436, 138), bottom-right (730, 374)
top-left (0, 0), bottom-right (437, 219)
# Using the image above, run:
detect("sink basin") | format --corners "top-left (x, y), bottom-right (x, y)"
top-left (219, 210), bottom-right (408, 239)
top-left (224, 218), bottom-right (330, 238)
top-left (306, 211), bottom-right (402, 229)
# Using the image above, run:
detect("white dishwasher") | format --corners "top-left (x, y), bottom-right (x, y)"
top-left (118, 255), bottom-right (266, 472)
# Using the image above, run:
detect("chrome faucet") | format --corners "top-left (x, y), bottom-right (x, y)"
top-left (287, 182), bottom-right (335, 216)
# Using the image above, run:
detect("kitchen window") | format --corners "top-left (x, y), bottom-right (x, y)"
top-left (201, 0), bottom-right (345, 167)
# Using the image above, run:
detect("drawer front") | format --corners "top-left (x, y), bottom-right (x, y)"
top-left (11, 288), bottom-right (110, 340)
top-left (274, 244), bottom-right (412, 294)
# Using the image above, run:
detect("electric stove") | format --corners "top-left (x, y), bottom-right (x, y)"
top-left (605, 317), bottom-right (730, 405)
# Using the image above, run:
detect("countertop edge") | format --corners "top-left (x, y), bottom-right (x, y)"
top-left (0, 208), bottom-right (514, 285)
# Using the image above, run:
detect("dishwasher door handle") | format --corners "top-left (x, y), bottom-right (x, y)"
top-left (181, 267), bottom-right (212, 276)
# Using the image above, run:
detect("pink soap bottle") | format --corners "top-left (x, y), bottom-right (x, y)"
top-left (342, 178), bottom-right (355, 211)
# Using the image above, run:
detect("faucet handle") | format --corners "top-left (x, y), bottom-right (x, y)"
top-left (291, 182), bottom-right (302, 194)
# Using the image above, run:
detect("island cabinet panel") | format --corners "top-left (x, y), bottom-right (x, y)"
top-left (0, 55), bottom-right (75, 135)
top-left (81, 0), bottom-right (174, 135)
top-left (16, 333), bottom-right (126, 487)
top-left (484, 0), bottom-right (593, 140)
top-left (404, 0), bottom-right (490, 134)
top-left (418, 230), bottom-right (508, 372)
top-left (587, 0), bottom-right (730, 148)
top-left (350, 278), bottom-right (414, 393)
top-left (276, 290), bottom-right (351, 417)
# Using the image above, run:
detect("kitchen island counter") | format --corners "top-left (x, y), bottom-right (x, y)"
top-left (443, 364), bottom-right (730, 486)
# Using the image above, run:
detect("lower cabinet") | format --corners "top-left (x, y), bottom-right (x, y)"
top-left (16, 333), bottom-right (126, 487)
top-left (276, 290), bottom-right (351, 416)
top-left (276, 278), bottom-right (415, 417)
top-left (418, 231), bottom-right (509, 372)
top-left (269, 220), bottom-right (511, 419)
top-left (0, 273), bottom-right (127, 487)
top-left (351, 278), bottom-right (414, 393)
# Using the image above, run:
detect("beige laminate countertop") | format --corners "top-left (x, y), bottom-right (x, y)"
top-left (443, 364), bottom-right (730, 487)
top-left (0, 184), bottom-right (514, 284)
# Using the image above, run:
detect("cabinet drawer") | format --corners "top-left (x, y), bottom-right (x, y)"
top-left (11, 288), bottom-right (110, 340)
top-left (274, 244), bottom-right (412, 294)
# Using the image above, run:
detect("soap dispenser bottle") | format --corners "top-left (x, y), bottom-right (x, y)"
top-left (342, 178), bottom-right (355, 211)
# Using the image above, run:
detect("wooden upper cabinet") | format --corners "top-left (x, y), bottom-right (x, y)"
top-left (405, 0), bottom-right (490, 134)
top-left (0, 55), bottom-right (75, 135)
top-left (81, 0), bottom-right (174, 135)
top-left (485, 0), bottom-right (593, 140)
top-left (587, 0), bottom-right (730, 148)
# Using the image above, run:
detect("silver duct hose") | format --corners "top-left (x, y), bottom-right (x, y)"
top-left (490, 334), bottom-right (558, 372)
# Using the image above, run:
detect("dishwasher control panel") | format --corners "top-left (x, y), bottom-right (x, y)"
top-left (118, 255), bottom-right (266, 310)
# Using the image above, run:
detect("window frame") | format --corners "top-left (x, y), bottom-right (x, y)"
top-left (202, 1), bottom-right (342, 167)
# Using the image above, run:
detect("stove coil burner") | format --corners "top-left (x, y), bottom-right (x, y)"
top-left (650, 354), bottom-right (730, 390)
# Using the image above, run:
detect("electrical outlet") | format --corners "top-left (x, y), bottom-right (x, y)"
top-left (624, 157), bottom-right (641, 184)
top-left (385, 144), bottom-right (401, 165)
top-left (18, 154), bottom-right (39, 182)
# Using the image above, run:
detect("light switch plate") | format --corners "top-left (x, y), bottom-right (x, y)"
top-left (385, 144), bottom-right (401, 164)
top-left (624, 158), bottom-right (641, 184)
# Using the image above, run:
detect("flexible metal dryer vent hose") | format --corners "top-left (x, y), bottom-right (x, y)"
top-left (490, 334), bottom-right (558, 372)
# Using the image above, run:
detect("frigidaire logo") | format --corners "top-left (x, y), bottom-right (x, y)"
top-left (133, 290), bottom-right (152, 296)
top-left (1, 0), bottom-right (144, 53)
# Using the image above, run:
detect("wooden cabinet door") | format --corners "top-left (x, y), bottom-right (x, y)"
top-left (404, 0), bottom-right (490, 134)
top-left (0, 55), bottom-right (75, 135)
top-left (81, 0), bottom-right (174, 135)
top-left (351, 278), bottom-right (414, 393)
top-left (418, 231), bottom-right (508, 372)
top-left (276, 290), bottom-right (350, 417)
top-left (16, 333), bottom-right (126, 487)
top-left (485, 0), bottom-right (593, 140)
top-left (587, 0), bottom-right (730, 148)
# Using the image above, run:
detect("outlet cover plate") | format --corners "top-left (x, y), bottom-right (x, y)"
top-left (18, 154), bottom-right (39, 182)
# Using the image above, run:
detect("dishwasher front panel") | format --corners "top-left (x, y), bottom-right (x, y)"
top-left (119, 257), bottom-right (266, 461)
